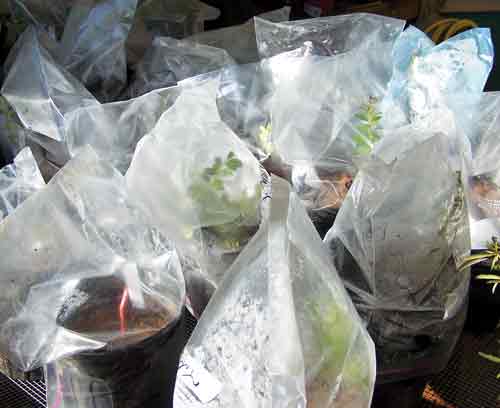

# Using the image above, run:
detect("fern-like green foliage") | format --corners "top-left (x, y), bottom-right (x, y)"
top-left (353, 98), bottom-right (382, 156)
top-left (189, 152), bottom-right (261, 249)
top-left (309, 301), bottom-right (369, 388)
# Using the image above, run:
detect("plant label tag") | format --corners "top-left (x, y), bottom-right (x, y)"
top-left (174, 355), bottom-right (222, 405)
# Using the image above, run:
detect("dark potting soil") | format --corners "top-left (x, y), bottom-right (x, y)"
top-left (56, 275), bottom-right (169, 345)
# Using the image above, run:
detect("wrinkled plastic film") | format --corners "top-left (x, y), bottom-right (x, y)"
top-left (0, 147), bottom-right (45, 221)
top-left (65, 86), bottom-right (180, 173)
top-left (174, 176), bottom-right (375, 407)
top-left (0, 147), bottom-right (185, 371)
top-left (255, 13), bottom-right (405, 61)
top-left (325, 132), bottom-right (470, 380)
top-left (129, 36), bottom-right (235, 98)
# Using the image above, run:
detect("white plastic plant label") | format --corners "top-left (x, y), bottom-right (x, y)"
top-left (174, 355), bottom-right (222, 406)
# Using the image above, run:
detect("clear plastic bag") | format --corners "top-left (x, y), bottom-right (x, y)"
top-left (128, 36), bottom-right (235, 98)
top-left (57, 0), bottom-right (139, 102)
top-left (174, 176), bottom-right (375, 408)
top-left (255, 13), bottom-right (404, 60)
top-left (1, 26), bottom-right (99, 144)
top-left (0, 147), bottom-right (45, 221)
top-left (187, 7), bottom-right (290, 64)
top-left (126, 75), bottom-right (269, 316)
top-left (325, 132), bottom-right (470, 382)
top-left (65, 86), bottom-right (180, 173)
top-left (0, 146), bottom-right (185, 372)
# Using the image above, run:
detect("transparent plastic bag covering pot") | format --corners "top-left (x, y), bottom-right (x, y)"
top-left (188, 7), bottom-right (290, 64)
top-left (465, 92), bottom-right (500, 249)
top-left (174, 176), bottom-right (375, 408)
top-left (128, 36), bottom-right (235, 98)
top-left (65, 86), bottom-right (180, 173)
top-left (0, 147), bottom-right (45, 221)
top-left (1, 26), bottom-right (99, 145)
top-left (57, 0), bottom-right (138, 102)
top-left (325, 132), bottom-right (470, 381)
top-left (127, 76), bottom-right (268, 315)
top-left (255, 13), bottom-right (404, 62)
top-left (0, 146), bottom-right (185, 371)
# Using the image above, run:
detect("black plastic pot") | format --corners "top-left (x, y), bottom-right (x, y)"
top-left (466, 261), bottom-right (500, 333)
top-left (50, 308), bottom-right (190, 408)
top-left (50, 275), bottom-right (189, 408)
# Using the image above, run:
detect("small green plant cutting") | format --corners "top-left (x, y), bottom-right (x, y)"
top-left (188, 151), bottom-right (262, 251)
top-left (352, 97), bottom-right (382, 156)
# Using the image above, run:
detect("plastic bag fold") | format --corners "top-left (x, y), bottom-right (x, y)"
top-left (174, 176), bottom-right (375, 408)
top-left (129, 36), bottom-right (235, 98)
top-left (0, 147), bottom-right (45, 221)
top-left (0, 146), bottom-right (185, 371)
top-left (65, 86), bottom-right (180, 173)
top-left (325, 132), bottom-right (470, 381)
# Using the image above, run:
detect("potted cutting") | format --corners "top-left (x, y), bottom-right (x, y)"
top-left (325, 133), bottom-right (470, 402)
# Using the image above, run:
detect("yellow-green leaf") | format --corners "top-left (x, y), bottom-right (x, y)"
top-left (479, 352), bottom-right (500, 364)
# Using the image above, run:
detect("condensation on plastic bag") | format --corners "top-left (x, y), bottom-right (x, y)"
top-left (188, 7), bottom-right (290, 64)
top-left (0, 147), bottom-right (45, 221)
top-left (464, 92), bottom-right (500, 248)
top-left (325, 132), bottom-right (470, 380)
top-left (57, 0), bottom-right (138, 102)
top-left (174, 176), bottom-right (375, 408)
top-left (0, 146), bottom-right (185, 371)
top-left (1, 26), bottom-right (99, 144)
top-left (65, 86), bottom-right (180, 173)
top-left (255, 13), bottom-right (404, 61)
top-left (126, 75), bottom-right (269, 315)
top-left (128, 36), bottom-right (235, 98)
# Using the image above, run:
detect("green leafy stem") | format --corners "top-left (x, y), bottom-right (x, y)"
top-left (188, 151), bottom-right (261, 250)
top-left (352, 97), bottom-right (382, 156)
